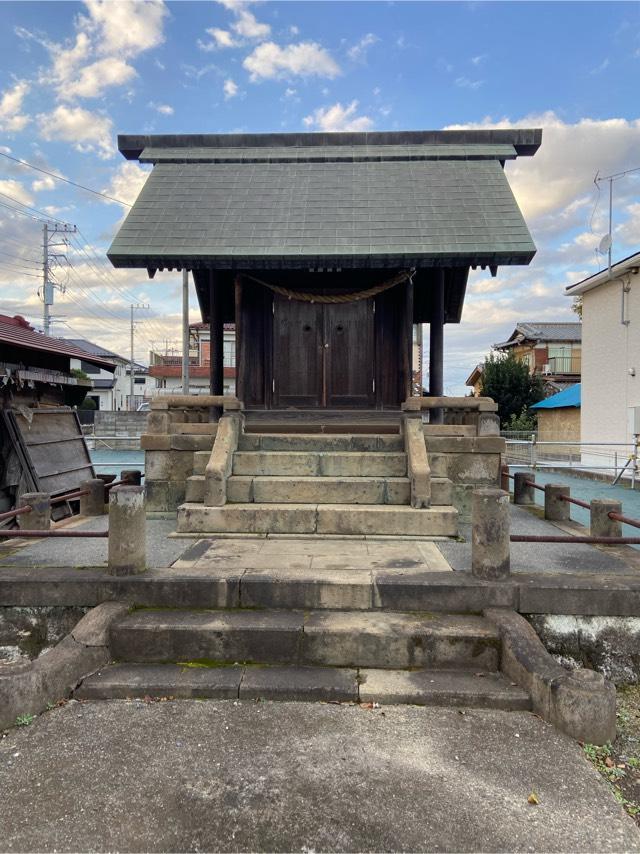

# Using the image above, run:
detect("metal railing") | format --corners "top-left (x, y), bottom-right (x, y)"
top-left (503, 434), bottom-right (638, 485)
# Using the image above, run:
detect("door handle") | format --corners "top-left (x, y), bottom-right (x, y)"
top-left (324, 343), bottom-right (329, 349)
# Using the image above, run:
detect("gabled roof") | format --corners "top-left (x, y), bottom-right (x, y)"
top-left (108, 129), bottom-right (540, 273)
top-left (63, 338), bottom-right (146, 372)
top-left (565, 251), bottom-right (640, 296)
top-left (0, 316), bottom-right (115, 370)
top-left (531, 383), bottom-right (581, 409)
top-left (494, 322), bottom-right (581, 349)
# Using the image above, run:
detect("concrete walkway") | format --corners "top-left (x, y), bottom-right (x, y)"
top-left (1, 700), bottom-right (637, 852)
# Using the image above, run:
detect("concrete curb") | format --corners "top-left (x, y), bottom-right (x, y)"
top-left (484, 607), bottom-right (616, 745)
top-left (0, 602), bottom-right (128, 730)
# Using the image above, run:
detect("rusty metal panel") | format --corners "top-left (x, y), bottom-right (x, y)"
top-left (8, 408), bottom-right (95, 497)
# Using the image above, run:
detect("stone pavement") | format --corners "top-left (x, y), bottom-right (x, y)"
top-left (1, 699), bottom-right (638, 853)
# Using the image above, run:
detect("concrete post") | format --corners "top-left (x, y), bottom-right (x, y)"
top-left (478, 413), bottom-right (500, 436)
top-left (472, 488), bottom-right (510, 580)
top-left (544, 483), bottom-right (571, 522)
top-left (18, 492), bottom-right (50, 530)
top-left (121, 469), bottom-right (142, 486)
top-left (80, 479), bottom-right (106, 516)
top-left (590, 499), bottom-right (622, 539)
top-left (108, 486), bottom-right (146, 575)
top-left (513, 472), bottom-right (535, 505)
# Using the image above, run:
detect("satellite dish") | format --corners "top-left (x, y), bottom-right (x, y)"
top-left (599, 234), bottom-right (612, 254)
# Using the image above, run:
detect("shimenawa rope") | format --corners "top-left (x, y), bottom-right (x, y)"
top-left (242, 268), bottom-right (415, 304)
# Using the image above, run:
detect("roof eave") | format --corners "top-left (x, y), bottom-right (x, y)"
top-left (565, 252), bottom-right (640, 296)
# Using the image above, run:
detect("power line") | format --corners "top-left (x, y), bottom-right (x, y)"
top-left (0, 191), bottom-right (74, 227)
top-left (0, 150), bottom-right (133, 207)
top-left (0, 199), bottom-right (46, 222)
top-left (0, 263), bottom-right (42, 279)
top-left (0, 249), bottom-right (41, 267)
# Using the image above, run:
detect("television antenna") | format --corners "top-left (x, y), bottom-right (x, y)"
top-left (594, 166), bottom-right (640, 279)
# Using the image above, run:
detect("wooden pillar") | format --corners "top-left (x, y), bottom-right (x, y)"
top-left (429, 268), bottom-right (445, 423)
top-left (209, 270), bottom-right (224, 419)
top-left (402, 277), bottom-right (414, 402)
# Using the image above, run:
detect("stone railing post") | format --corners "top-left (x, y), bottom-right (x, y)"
top-left (18, 492), bottom-right (50, 530)
top-left (513, 472), bottom-right (535, 505)
top-left (108, 486), bottom-right (146, 575)
top-left (204, 411), bottom-right (243, 506)
top-left (590, 499), bottom-right (622, 539)
top-left (544, 484), bottom-right (571, 522)
top-left (402, 415), bottom-right (431, 508)
top-left (80, 479), bottom-right (106, 516)
top-left (472, 487), bottom-right (510, 580)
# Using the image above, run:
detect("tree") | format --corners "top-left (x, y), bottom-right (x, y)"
top-left (480, 352), bottom-right (544, 427)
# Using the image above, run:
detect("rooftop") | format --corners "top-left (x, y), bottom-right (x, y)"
top-left (531, 383), bottom-right (581, 410)
top-left (0, 316), bottom-right (115, 370)
top-left (565, 251), bottom-right (640, 296)
top-left (108, 129), bottom-right (540, 273)
top-left (494, 322), bottom-right (582, 349)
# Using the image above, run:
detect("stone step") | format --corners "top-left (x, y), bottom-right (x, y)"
top-left (109, 609), bottom-right (500, 670)
top-left (185, 475), bottom-right (452, 506)
top-left (176, 502), bottom-right (458, 536)
top-left (232, 451), bottom-right (407, 478)
top-left (238, 433), bottom-right (404, 452)
top-left (76, 663), bottom-right (530, 710)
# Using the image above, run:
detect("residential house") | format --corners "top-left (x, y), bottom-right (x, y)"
top-left (566, 251), bottom-right (640, 470)
top-left (63, 339), bottom-right (152, 410)
top-left (465, 364), bottom-right (484, 397)
top-left (492, 322), bottom-right (582, 395)
top-left (149, 323), bottom-right (236, 396)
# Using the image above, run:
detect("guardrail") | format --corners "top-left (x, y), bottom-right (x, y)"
top-left (0, 471), bottom-right (146, 575)
top-left (499, 465), bottom-right (640, 546)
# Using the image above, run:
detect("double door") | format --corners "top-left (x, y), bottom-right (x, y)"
top-left (272, 296), bottom-right (375, 408)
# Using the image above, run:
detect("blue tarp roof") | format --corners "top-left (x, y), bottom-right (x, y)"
top-left (531, 383), bottom-right (581, 410)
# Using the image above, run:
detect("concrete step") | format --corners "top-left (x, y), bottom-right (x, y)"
top-left (185, 475), bottom-right (452, 506)
top-left (109, 609), bottom-right (500, 670)
top-left (238, 433), bottom-right (404, 452)
top-left (232, 451), bottom-right (407, 478)
top-left (76, 663), bottom-right (529, 710)
top-left (176, 502), bottom-right (458, 536)
top-left (193, 450), bottom-right (211, 476)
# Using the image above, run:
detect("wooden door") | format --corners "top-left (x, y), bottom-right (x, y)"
top-left (272, 297), bottom-right (323, 407)
top-left (324, 300), bottom-right (375, 407)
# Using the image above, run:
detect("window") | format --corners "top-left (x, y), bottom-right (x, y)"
top-left (224, 340), bottom-right (236, 367)
top-left (80, 360), bottom-right (100, 375)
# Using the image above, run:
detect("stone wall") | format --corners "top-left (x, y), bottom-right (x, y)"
top-left (424, 434), bottom-right (504, 522)
top-left (0, 606), bottom-right (88, 664)
top-left (94, 411), bottom-right (149, 437)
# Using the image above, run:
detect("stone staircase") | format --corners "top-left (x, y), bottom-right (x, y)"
top-left (77, 603), bottom-right (530, 710)
top-left (176, 432), bottom-right (459, 537)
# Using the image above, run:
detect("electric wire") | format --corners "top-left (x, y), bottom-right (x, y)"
top-left (0, 150), bottom-right (133, 207)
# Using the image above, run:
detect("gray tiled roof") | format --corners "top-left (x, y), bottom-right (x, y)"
top-left (494, 322), bottom-right (582, 348)
top-left (108, 157), bottom-right (536, 269)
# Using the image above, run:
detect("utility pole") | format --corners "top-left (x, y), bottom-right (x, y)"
top-left (41, 222), bottom-right (76, 335)
top-left (182, 268), bottom-right (190, 395)
top-left (130, 302), bottom-right (149, 410)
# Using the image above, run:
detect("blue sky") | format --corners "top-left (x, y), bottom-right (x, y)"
top-left (0, 0), bottom-right (639, 391)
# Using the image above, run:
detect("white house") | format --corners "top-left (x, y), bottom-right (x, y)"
top-left (63, 339), bottom-right (153, 410)
top-left (148, 323), bottom-right (236, 396)
top-left (566, 250), bottom-right (640, 474)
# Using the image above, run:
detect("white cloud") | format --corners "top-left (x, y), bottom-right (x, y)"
top-left (38, 105), bottom-right (114, 159)
top-left (102, 161), bottom-right (151, 208)
top-left (303, 100), bottom-right (373, 132)
top-left (590, 58), bottom-right (610, 75)
top-left (455, 76), bottom-right (483, 90)
top-left (35, 0), bottom-right (167, 102)
top-left (0, 80), bottom-right (31, 133)
top-left (244, 41), bottom-right (340, 81)
top-left (59, 56), bottom-right (137, 100)
top-left (81, 0), bottom-right (167, 59)
top-left (232, 9), bottom-right (270, 40)
top-left (0, 179), bottom-right (35, 207)
top-left (32, 176), bottom-right (56, 192)
top-left (149, 101), bottom-right (174, 115)
top-left (223, 78), bottom-right (239, 99)
top-left (347, 33), bottom-right (379, 63)
top-left (471, 54), bottom-right (487, 66)
top-left (199, 28), bottom-right (238, 51)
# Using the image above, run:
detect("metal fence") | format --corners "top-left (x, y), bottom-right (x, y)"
top-left (501, 431), bottom-right (639, 486)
